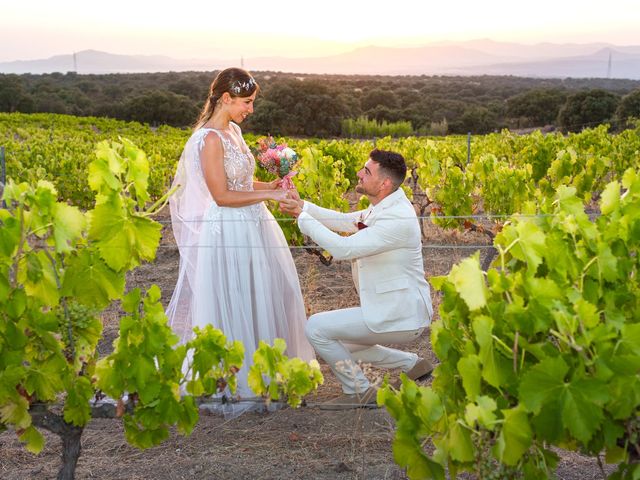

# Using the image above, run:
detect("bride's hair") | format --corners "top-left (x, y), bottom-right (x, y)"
top-left (193, 67), bottom-right (259, 130)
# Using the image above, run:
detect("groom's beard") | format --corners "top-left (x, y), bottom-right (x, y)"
top-left (355, 181), bottom-right (371, 196)
top-left (355, 182), bottom-right (377, 197)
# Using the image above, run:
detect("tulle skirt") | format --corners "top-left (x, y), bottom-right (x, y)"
top-left (192, 201), bottom-right (314, 415)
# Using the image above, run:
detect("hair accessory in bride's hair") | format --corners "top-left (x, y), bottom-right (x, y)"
top-left (230, 77), bottom-right (257, 95)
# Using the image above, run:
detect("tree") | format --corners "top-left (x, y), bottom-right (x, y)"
top-left (0, 75), bottom-right (31, 113)
top-left (506, 88), bottom-right (567, 127)
top-left (365, 105), bottom-right (401, 123)
top-left (57, 88), bottom-right (92, 116)
top-left (418, 97), bottom-right (467, 126)
top-left (168, 78), bottom-right (207, 101)
top-left (248, 80), bottom-right (348, 137)
top-left (394, 87), bottom-right (418, 109)
top-left (557, 89), bottom-right (620, 132)
top-left (33, 93), bottom-right (69, 114)
top-left (360, 88), bottom-right (400, 111)
top-left (615, 88), bottom-right (640, 127)
top-left (121, 90), bottom-right (199, 127)
top-left (245, 99), bottom-right (288, 135)
top-left (450, 106), bottom-right (499, 134)
top-left (248, 82), bottom-right (299, 135)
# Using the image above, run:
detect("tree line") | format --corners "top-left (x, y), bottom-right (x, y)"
top-left (1, 70), bottom-right (639, 136)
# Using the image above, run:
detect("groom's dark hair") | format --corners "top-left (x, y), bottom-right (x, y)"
top-left (369, 149), bottom-right (407, 190)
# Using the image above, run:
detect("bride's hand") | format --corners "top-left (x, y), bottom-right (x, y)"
top-left (269, 178), bottom-right (283, 190)
top-left (271, 189), bottom-right (288, 202)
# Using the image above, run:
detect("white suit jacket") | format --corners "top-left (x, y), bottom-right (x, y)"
top-left (297, 188), bottom-right (432, 333)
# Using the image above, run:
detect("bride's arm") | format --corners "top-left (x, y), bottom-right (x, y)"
top-left (234, 121), bottom-right (280, 192)
top-left (253, 179), bottom-right (281, 190)
top-left (201, 133), bottom-right (285, 207)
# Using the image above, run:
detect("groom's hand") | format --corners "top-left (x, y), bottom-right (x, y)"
top-left (287, 188), bottom-right (301, 201)
top-left (280, 197), bottom-right (303, 218)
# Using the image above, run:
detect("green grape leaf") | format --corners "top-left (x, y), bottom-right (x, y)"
top-left (556, 185), bottom-right (583, 216)
top-left (123, 414), bottom-right (169, 449)
top-left (519, 356), bottom-right (569, 414)
top-left (596, 243), bottom-right (618, 282)
top-left (464, 395), bottom-right (497, 429)
top-left (63, 376), bottom-right (94, 426)
top-left (605, 445), bottom-right (628, 465)
top-left (89, 198), bottom-right (161, 271)
top-left (22, 251), bottom-right (59, 306)
top-left (52, 202), bottom-right (86, 253)
top-left (19, 425), bottom-right (45, 454)
top-left (605, 376), bottom-right (640, 420)
top-left (5, 287), bottom-right (27, 320)
top-left (24, 364), bottom-right (62, 402)
top-left (448, 253), bottom-right (486, 310)
top-left (90, 141), bottom-right (123, 192)
top-left (457, 354), bottom-right (481, 400)
top-left (0, 366), bottom-right (27, 395)
top-left (393, 435), bottom-right (445, 480)
top-left (247, 366), bottom-right (267, 396)
top-left (493, 406), bottom-right (533, 466)
top-left (621, 323), bottom-right (640, 356)
top-left (559, 378), bottom-right (609, 443)
top-left (414, 386), bottom-right (444, 430)
top-left (600, 181), bottom-right (620, 215)
top-left (0, 267), bottom-right (12, 304)
top-left (0, 397), bottom-right (31, 429)
top-left (185, 379), bottom-right (205, 397)
top-left (61, 250), bottom-right (125, 309)
top-left (122, 287), bottom-right (142, 313)
top-left (513, 221), bottom-right (546, 273)
top-left (447, 421), bottom-right (475, 462)
top-left (473, 315), bottom-right (509, 388)
top-left (94, 358), bottom-right (124, 398)
top-left (176, 396), bottom-right (199, 436)
top-left (574, 298), bottom-right (600, 329)
top-left (122, 139), bottom-right (150, 205)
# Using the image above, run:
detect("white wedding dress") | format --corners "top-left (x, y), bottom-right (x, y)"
top-left (166, 123), bottom-right (315, 416)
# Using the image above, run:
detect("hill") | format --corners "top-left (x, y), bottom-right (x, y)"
top-left (2, 40), bottom-right (640, 79)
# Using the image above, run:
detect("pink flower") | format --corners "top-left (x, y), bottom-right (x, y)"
top-left (254, 136), bottom-right (299, 180)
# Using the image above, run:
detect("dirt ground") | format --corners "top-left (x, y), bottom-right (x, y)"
top-left (0, 210), bottom-right (616, 479)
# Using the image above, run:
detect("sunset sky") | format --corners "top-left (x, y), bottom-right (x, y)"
top-left (2, 0), bottom-right (640, 62)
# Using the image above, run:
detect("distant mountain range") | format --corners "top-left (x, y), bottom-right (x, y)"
top-left (2, 39), bottom-right (640, 79)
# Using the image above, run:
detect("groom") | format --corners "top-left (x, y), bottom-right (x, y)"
top-left (280, 149), bottom-right (433, 410)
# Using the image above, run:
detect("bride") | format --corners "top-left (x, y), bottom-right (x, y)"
top-left (166, 67), bottom-right (315, 414)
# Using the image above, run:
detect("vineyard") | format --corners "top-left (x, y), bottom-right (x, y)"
top-left (2, 113), bottom-right (638, 221)
top-left (1, 112), bottom-right (640, 479)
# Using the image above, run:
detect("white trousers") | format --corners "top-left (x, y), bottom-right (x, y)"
top-left (305, 307), bottom-right (426, 394)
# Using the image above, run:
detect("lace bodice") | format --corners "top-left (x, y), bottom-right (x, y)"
top-left (195, 126), bottom-right (255, 192)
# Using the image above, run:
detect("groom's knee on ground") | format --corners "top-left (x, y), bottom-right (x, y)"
top-left (305, 314), bottom-right (325, 343)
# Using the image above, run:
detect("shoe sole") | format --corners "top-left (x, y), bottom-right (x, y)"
top-left (411, 370), bottom-right (433, 382)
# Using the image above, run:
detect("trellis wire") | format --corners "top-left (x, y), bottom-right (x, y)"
top-left (155, 244), bottom-right (497, 250)
top-left (151, 212), bottom-right (580, 225)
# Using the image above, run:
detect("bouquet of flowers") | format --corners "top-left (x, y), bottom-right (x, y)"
top-left (255, 136), bottom-right (299, 190)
